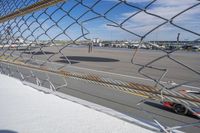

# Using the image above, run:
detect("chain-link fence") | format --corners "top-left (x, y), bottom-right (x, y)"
top-left (0, 0), bottom-right (200, 132)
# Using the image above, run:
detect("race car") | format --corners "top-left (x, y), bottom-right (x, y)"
top-left (162, 89), bottom-right (200, 118)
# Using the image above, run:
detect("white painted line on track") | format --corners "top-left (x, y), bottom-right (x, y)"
top-left (69, 65), bottom-right (200, 90)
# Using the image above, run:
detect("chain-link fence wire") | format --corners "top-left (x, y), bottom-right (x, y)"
top-left (0, 0), bottom-right (200, 132)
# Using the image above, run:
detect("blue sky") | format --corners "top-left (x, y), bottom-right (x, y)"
top-left (2, 0), bottom-right (200, 41)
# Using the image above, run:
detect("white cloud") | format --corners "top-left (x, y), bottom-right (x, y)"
top-left (155, 0), bottom-right (197, 6)
top-left (104, 0), bottom-right (151, 2)
top-left (105, 0), bottom-right (198, 5)
top-left (104, 0), bottom-right (200, 40)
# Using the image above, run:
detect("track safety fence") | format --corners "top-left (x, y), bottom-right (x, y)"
top-left (0, 0), bottom-right (200, 132)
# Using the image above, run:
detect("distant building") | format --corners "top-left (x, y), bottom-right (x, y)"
top-left (15, 37), bottom-right (24, 43)
top-left (92, 38), bottom-right (101, 46)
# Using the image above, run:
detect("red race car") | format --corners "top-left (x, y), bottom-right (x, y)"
top-left (162, 90), bottom-right (200, 118)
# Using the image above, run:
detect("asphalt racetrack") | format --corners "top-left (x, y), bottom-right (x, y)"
top-left (1, 46), bottom-right (200, 133)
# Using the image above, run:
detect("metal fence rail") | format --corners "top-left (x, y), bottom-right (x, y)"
top-left (0, 0), bottom-right (200, 132)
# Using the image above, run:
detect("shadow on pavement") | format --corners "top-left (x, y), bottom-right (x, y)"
top-left (54, 60), bottom-right (79, 64)
top-left (60, 56), bottom-right (120, 62)
top-left (0, 130), bottom-right (18, 133)
top-left (23, 51), bottom-right (56, 55)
